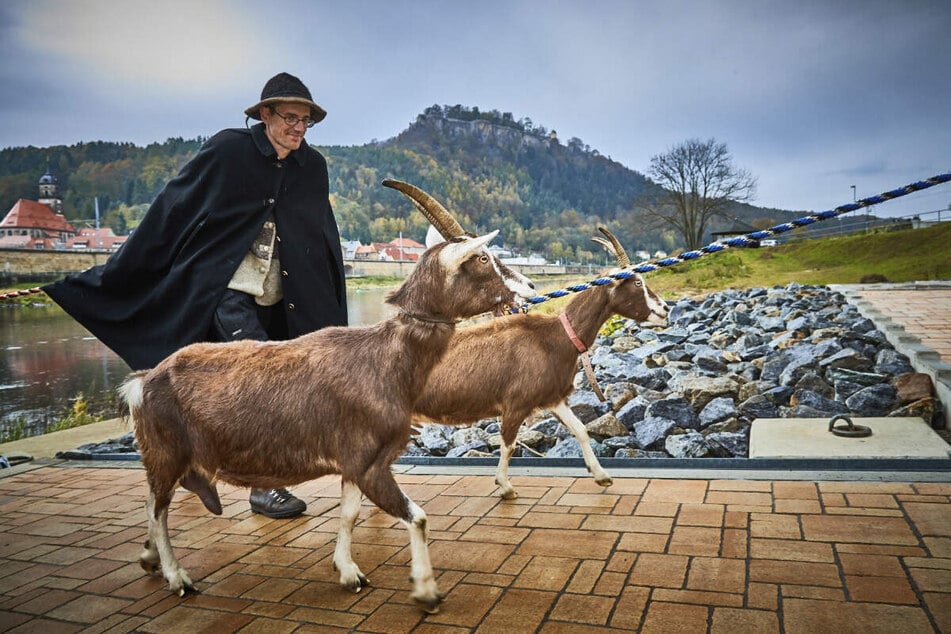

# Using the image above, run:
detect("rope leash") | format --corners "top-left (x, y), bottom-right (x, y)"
top-left (0, 287), bottom-right (43, 301)
top-left (521, 171), bottom-right (951, 308)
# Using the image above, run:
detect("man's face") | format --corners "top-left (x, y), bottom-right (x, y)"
top-left (261, 102), bottom-right (312, 159)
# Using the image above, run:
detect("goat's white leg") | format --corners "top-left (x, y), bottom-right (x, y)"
top-left (333, 480), bottom-right (368, 592)
top-left (551, 401), bottom-right (613, 487)
top-left (139, 493), bottom-right (161, 574)
top-left (495, 441), bottom-right (519, 500)
top-left (144, 490), bottom-right (195, 595)
top-left (355, 466), bottom-right (444, 613)
top-left (404, 499), bottom-right (444, 613)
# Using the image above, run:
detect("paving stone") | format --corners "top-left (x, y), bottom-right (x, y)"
top-left (782, 597), bottom-right (934, 634)
top-left (640, 601), bottom-right (709, 633)
top-left (1, 464), bottom-right (949, 631)
top-left (475, 588), bottom-right (556, 634)
top-left (711, 607), bottom-right (780, 633)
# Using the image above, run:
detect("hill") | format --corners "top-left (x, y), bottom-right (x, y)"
top-left (0, 105), bottom-right (802, 257)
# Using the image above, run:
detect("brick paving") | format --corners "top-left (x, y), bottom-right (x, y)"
top-left (848, 288), bottom-right (951, 362)
top-left (1, 465), bottom-right (949, 632)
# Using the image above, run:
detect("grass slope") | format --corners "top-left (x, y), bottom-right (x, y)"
top-left (644, 223), bottom-right (951, 298)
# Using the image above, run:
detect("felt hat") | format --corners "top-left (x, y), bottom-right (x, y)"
top-left (244, 72), bottom-right (327, 123)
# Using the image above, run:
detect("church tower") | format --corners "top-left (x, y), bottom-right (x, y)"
top-left (37, 165), bottom-right (63, 215)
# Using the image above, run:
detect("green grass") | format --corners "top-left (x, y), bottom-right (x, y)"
top-left (644, 223), bottom-right (951, 298)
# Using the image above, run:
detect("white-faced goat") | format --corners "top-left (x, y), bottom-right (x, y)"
top-left (413, 227), bottom-right (669, 499)
top-left (119, 183), bottom-right (535, 613)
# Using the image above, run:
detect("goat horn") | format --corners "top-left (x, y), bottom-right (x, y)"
top-left (382, 179), bottom-right (466, 239)
top-left (595, 226), bottom-right (631, 267)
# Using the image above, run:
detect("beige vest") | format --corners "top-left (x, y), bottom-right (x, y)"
top-left (227, 217), bottom-right (283, 306)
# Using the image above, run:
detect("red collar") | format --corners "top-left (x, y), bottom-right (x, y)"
top-left (559, 313), bottom-right (587, 353)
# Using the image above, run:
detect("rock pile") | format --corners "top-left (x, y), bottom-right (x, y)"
top-left (404, 283), bottom-right (942, 460)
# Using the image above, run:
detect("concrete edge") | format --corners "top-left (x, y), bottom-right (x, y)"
top-left (830, 283), bottom-right (951, 425)
top-left (6, 455), bottom-right (950, 484)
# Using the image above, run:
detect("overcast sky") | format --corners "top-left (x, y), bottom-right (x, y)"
top-left (1, 0), bottom-right (949, 219)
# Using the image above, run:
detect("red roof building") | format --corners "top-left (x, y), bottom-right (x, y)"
top-left (66, 227), bottom-right (127, 250)
top-left (0, 199), bottom-right (76, 249)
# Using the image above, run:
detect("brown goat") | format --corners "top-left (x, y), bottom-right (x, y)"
top-left (121, 227), bottom-right (535, 613)
top-left (413, 229), bottom-right (669, 499)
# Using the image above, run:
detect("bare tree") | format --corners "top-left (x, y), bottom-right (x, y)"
top-left (645, 138), bottom-right (757, 250)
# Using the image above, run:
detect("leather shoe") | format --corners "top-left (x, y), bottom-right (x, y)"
top-left (249, 488), bottom-right (306, 519)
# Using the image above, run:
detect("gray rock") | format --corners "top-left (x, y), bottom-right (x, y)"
top-left (706, 431), bottom-right (749, 457)
top-left (874, 349), bottom-right (915, 375)
top-left (633, 417), bottom-right (680, 449)
top-left (819, 348), bottom-right (874, 371)
top-left (416, 425), bottom-right (452, 455)
top-left (845, 384), bottom-right (898, 416)
top-left (794, 372), bottom-right (834, 399)
top-left (790, 389), bottom-right (850, 416)
top-left (446, 440), bottom-right (490, 458)
top-left (666, 431), bottom-right (723, 458)
top-left (645, 396), bottom-right (700, 429)
top-left (615, 398), bottom-right (648, 429)
top-left (603, 435), bottom-right (641, 451)
top-left (531, 417), bottom-right (572, 440)
top-left (699, 397), bottom-right (738, 427)
top-left (567, 390), bottom-right (611, 423)
top-left (834, 379), bottom-right (866, 403)
top-left (546, 437), bottom-right (607, 458)
top-left (450, 427), bottom-right (490, 447)
top-left (737, 395), bottom-right (780, 420)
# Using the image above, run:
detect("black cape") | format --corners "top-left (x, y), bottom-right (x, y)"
top-left (44, 124), bottom-right (347, 370)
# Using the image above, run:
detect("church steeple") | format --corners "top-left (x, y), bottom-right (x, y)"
top-left (37, 162), bottom-right (63, 215)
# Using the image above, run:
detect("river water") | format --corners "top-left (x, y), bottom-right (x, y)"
top-left (0, 286), bottom-right (396, 438)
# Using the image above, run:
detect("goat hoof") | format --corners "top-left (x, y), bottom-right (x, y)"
top-left (597, 477), bottom-right (614, 488)
top-left (172, 582), bottom-right (198, 597)
top-left (499, 489), bottom-right (518, 500)
top-left (414, 593), bottom-right (445, 614)
top-left (343, 574), bottom-right (369, 593)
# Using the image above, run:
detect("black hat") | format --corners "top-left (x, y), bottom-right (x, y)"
top-left (244, 72), bottom-right (327, 123)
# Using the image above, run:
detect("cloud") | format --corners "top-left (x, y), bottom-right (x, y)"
top-left (18, 0), bottom-right (266, 94)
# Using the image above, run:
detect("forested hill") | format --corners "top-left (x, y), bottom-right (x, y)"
top-left (0, 105), bottom-right (796, 258)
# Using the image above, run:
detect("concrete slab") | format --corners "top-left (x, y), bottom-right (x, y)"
top-left (0, 417), bottom-right (127, 459)
top-left (750, 417), bottom-right (951, 459)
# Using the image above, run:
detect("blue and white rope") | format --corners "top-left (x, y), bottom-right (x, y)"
top-left (522, 171), bottom-right (951, 307)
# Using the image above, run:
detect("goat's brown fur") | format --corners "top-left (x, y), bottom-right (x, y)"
top-left (123, 233), bottom-right (534, 611)
top-left (413, 270), bottom-right (668, 498)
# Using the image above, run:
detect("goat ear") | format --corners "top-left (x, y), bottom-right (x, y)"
top-left (425, 225), bottom-right (445, 249)
top-left (438, 230), bottom-right (499, 268)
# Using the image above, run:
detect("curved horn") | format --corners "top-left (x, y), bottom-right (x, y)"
top-left (596, 226), bottom-right (631, 267)
top-left (382, 179), bottom-right (466, 239)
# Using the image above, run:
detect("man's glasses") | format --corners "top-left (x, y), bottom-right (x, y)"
top-left (270, 109), bottom-right (317, 129)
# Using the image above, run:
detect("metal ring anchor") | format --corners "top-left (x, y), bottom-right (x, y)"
top-left (828, 415), bottom-right (872, 438)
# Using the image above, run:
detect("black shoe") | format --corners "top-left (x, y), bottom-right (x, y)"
top-left (249, 488), bottom-right (306, 519)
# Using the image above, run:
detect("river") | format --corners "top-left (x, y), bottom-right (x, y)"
top-left (0, 274), bottom-right (582, 440)
top-left (0, 286), bottom-right (396, 439)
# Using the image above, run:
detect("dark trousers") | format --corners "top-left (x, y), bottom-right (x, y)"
top-left (209, 289), bottom-right (288, 343)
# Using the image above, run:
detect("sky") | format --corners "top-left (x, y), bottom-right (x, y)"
top-left (1, 0), bottom-right (949, 220)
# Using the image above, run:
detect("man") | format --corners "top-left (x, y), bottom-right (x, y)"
top-left (44, 73), bottom-right (348, 519)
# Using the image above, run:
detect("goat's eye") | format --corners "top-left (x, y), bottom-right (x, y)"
top-left (479, 255), bottom-right (489, 264)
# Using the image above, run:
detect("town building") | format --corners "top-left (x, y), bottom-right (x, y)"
top-left (66, 227), bottom-right (127, 250)
top-left (0, 167), bottom-right (77, 249)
